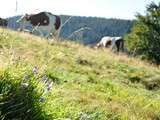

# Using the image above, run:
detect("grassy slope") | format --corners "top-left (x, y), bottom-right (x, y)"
top-left (0, 28), bottom-right (160, 120)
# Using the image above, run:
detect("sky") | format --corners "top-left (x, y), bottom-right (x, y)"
top-left (0, 0), bottom-right (159, 19)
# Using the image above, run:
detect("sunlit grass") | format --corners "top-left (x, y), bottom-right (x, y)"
top-left (0, 28), bottom-right (160, 119)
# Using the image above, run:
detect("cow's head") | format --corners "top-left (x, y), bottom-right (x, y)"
top-left (16, 14), bottom-right (31, 31)
top-left (95, 43), bottom-right (102, 49)
top-left (17, 14), bottom-right (31, 23)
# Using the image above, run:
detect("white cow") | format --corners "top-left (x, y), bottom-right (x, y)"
top-left (17, 12), bottom-right (61, 38)
top-left (96, 36), bottom-right (124, 52)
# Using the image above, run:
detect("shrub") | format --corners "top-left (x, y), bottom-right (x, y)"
top-left (0, 67), bottom-right (52, 120)
top-left (125, 2), bottom-right (160, 64)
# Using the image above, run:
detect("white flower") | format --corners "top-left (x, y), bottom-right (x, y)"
top-left (20, 83), bottom-right (29, 89)
top-left (39, 97), bottom-right (46, 103)
top-left (79, 112), bottom-right (91, 120)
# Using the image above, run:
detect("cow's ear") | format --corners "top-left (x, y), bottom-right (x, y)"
top-left (25, 14), bottom-right (30, 21)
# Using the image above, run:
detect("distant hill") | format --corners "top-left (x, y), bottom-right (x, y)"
top-left (7, 15), bottom-right (134, 44)
top-left (7, 16), bottom-right (21, 29)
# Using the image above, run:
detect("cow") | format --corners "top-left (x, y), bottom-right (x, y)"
top-left (96, 36), bottom-right (124, 52)
top-left (16, 12), bottom-right (61, 38)
top-left (0, 18), bottom-right (8, 27)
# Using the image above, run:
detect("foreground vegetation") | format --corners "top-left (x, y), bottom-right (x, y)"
top-left (0, 29), bottom-right (160, 120)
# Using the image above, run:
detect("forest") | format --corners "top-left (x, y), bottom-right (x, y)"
top-left (7, 15), bottom-right (134, 44)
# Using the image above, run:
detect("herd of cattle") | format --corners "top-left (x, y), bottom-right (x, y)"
top-left (0, 11), bottom-right (124, 52)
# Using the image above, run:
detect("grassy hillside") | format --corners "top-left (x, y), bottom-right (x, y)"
top-left (0, 28), bottom-right (160, 120)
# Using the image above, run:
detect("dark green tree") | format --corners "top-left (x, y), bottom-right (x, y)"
top-left (126, 2), bottom-right (160, 64)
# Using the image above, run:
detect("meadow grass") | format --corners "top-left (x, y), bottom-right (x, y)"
top-left (0, 28), bottom-right (160, 120)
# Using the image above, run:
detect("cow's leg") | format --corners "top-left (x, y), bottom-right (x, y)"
top-left (39, 25), bottom-right (54, 39)
top-left (37, 29), bottom-right (45, 37)
top-left (111, 40), bottom-right (116, 51)
top-left (115, 40), bottom-right (120, 52)
top-left (32, 26), bottom-right (44, 37)
top-left (45, 33), bottom-right (51, 39)
top-left (121, 40), bottom-right (124, 52)
top-left (45, 29), bottom-right (53, 39)
top-left (117, 44), bottom-right (120, 52)
top-left (50, 27), bottom-right (58, 38)
top-left (19, 22), bottom-right (25, 31)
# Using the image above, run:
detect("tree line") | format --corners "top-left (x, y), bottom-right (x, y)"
top-left (60, 15), bottom-right (133, 44)
top-left (7, 15), bottom-right (133, 45)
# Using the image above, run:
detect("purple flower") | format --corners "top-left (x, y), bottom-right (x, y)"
top-left (41, 75), bottom-right (48, 82)
top-left (33, 66), bottom-right (38, 75)
top-left (23, 74), bottom-right (29, 81)
top-left (46, 81), bottom-right (53, 92)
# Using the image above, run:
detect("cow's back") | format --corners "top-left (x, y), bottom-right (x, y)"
top-left (100, 36), bottom-right (112, 46)
top-left (29, 12), bottom-right (49, 26)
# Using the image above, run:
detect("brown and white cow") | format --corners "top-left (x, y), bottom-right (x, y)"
top-left (96, 36), bottom-right (124, 52)
top-left (17, 12), bottom-right (61, 38)
top-left (0, 18), bottom-right (8, 27)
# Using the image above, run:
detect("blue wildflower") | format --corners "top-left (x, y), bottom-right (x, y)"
top-left (46, 81), bottom-right (53, 92)
top-left (41, 75), bottom-right (48, 82)
top-left (33, 66), bottom-right (38, 75)
top-left (23, 74), bottom-right (29, 81)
